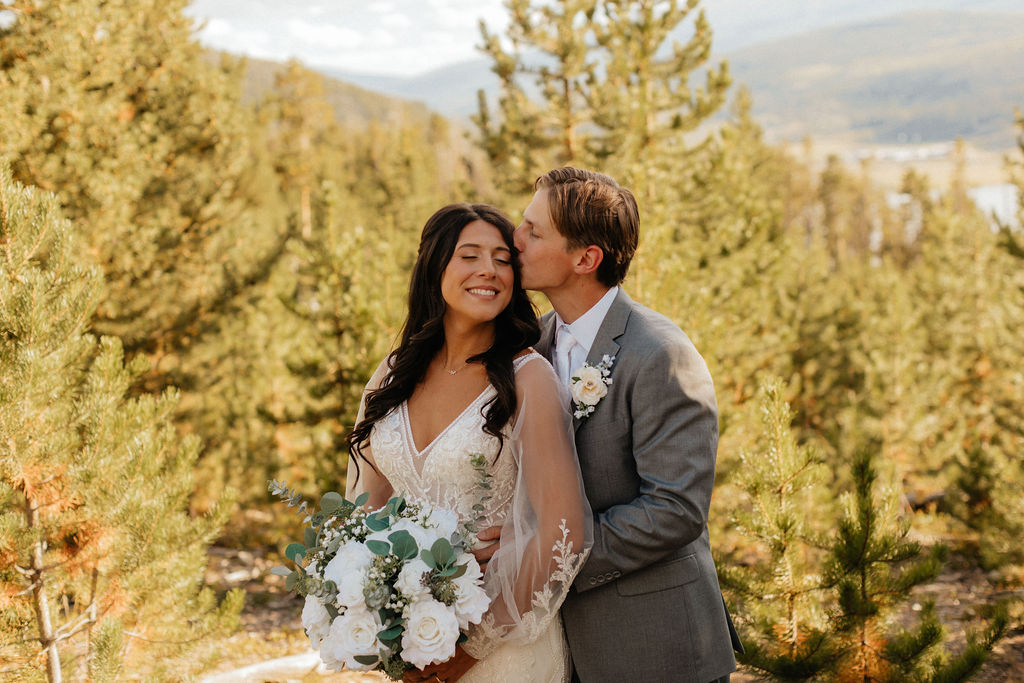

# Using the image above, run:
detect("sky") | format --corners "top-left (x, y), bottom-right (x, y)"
top-left (183, 0), bottom-right (1024, 78)
top-left (184, 0), bottom-right (510, 77)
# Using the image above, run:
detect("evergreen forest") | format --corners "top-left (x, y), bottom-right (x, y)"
top-left (1, 1), bottom-right (1022, 681)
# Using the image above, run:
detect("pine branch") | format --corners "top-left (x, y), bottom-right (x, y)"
top-left (103, 217), bottom-right (297, 358)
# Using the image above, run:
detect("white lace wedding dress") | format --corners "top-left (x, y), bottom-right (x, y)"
top-left (348, 352), bottom-right (592, 682)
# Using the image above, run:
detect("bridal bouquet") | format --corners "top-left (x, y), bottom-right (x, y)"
top-left (268, 483), bottom-right (490, 680)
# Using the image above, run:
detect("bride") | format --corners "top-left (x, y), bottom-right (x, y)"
top-left (344, 203), bottom-right (592, 683)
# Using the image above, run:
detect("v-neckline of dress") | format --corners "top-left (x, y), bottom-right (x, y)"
top-left (397, 352), bottom-right (542, 476)
top-left (402, 384), bottom-right (494, 461)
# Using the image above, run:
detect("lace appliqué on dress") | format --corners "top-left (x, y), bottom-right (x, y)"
top-left (367, 353), bottom-right (590, 680)
top-left (463, 520), bottom-right (588, 659)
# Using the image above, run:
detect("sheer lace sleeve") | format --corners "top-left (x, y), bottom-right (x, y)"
top-left (462, 355), bottom-right (593, 659)
top-left (344, 357), bottom-right (394, 508)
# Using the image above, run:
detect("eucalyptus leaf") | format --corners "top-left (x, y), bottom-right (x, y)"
top-left (285, 572), bottom-right (298, 592)
top-left (269, 565), bottom-right (292, 577)
top-left (285, 543), bottom-right (306, 564)
top-left (355, 492), bottom-right (370, 508)
top-left (388, 530), bottom-right (418, 560)
top-left (366, 540), bottom-right (391, 556)
top-left (377, 625), bottom-right (403, 641)
top-left (354, 655), bottom-right (379, 666)
top-left (431, 538), bottom-right (454, 566)
top-left (420, 549), bottom-right (437, 569)
top-left (365, 513), bottom-right (389, 532)
top-left (320, 491), bottom-right (345, 514)
top-left (304, 526), bottom-right (317, 548)
top-left (449, 564), bottom-right (467, 580)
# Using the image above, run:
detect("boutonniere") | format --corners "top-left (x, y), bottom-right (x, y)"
top-left (569, 355), bottom-right (616, 420)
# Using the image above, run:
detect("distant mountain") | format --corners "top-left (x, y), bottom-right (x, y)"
top-left (307, 10), bottom-right (1024, 150)
top-left (315, 59), bottom-right (494, 123)
top-left (701, 0), bottom-right (1023, 53)
top-left (236, 55), bottom-right (434, 127)
top-left (728, 10), bottom-right (1024, 149)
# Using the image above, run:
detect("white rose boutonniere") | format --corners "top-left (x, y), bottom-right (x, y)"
top-left (569, 354), bottom-right (615, 420)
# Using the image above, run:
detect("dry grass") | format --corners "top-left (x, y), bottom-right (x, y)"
top-left (193, 545), bottom-right (1022, 682)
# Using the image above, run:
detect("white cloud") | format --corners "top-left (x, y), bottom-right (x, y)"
top-left (201, 17), bottom-right (234, 38)
top-left (187, 0), bottom-right (508, 76)
top-left (286, 18), bottom-right (363, 47)
top-left (379, 11), bottom-right (413, 30)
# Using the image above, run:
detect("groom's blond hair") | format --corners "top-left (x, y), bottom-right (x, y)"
top-left (535, 167), bottom-right (639, 287)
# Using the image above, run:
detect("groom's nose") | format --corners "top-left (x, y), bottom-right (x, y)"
top-left (513, 224), bottom-right (525, 251)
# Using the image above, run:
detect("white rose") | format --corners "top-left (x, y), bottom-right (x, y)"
top-left (301, 595), bottom-right (332, 650)
top-left (571, 366), bottom-right (608, 406)
top-left (451, 555), bottom-right (489, 629)
top-left (401, 598), bottom-right (459, 669)
top-left (395, 558), bottom-right (432, 601)
top-left (424, 507), bottom-right (459, 540)
top-left (320, 607), bottom-right (383, 671)
top-left (324, 541), bottom-right (374, 609)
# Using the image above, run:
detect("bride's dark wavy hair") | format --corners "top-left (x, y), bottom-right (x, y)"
top-left (347, 203), bottom-right (539, 481)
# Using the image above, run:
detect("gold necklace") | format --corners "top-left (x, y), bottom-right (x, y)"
top-left (445, 359), bottom-right (471, 375)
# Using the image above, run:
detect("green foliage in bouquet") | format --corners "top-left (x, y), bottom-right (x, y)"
top-left (268, 483), bottom-right (484, 679)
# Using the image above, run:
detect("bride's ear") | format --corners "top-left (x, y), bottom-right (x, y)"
top-left (573, 245), bottom-right (604, 276)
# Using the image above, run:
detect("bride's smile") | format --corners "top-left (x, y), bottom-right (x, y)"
top-left (440, 219), bottom-right (514, 325)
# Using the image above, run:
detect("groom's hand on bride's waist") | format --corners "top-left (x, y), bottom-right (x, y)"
top-left (471, 525), bottom-right (502, 570)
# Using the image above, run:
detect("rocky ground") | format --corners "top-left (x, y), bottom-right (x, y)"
top-left (198, 547), bottom-right (1023, 682)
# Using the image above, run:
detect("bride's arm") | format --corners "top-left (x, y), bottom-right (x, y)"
top-left (462, 356), bottom-right (593, 658)
top-left (344, 358), bottom-right (394, 508)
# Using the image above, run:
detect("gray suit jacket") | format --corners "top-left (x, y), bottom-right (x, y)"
top-left (539, 289), bottom-right (741, 683)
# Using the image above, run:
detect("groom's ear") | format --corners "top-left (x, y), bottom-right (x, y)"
top-left (573, 245), bottom-right (604, 276)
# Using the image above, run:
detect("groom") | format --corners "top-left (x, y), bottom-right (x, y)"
top-left (517, 167), bottom-right (741, 683)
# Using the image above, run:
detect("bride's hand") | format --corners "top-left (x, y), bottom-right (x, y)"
top-left (471, 525), bottom-right (502, 570)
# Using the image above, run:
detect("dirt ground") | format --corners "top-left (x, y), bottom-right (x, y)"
top-left (199, 547), bottom-right (1024, 682)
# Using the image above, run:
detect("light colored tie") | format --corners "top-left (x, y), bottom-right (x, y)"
top-left (555, 325), bottom-right (578, 385)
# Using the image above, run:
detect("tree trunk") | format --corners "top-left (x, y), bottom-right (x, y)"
top-left (25, 495), bottom-right (62, 683)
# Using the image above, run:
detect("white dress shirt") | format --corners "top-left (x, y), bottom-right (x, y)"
top-left (554, 286), bottom-right (619, 384)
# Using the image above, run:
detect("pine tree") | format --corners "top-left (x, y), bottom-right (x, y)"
top-left (476, 0), bottom-right (598, 197)
top-left (258, 59), bottom-right (340, 239)
top-left (0, 167), bottom-right (242, 681)
top-left (908, 196), bottom-right (1024, 569)
top-left (0, 0), bottom-right (287, 354)
top-left (822, 445), bottom-right (1006, 682)
top-left (720, 380), bottom-right (839, 680)
top-left (586, 0), bottom-right (730, 205)
top-left (475, 0), bottom-right (729, 204)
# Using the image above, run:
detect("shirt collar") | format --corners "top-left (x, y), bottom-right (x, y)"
top-left (555, 286), bottom-right (619, 357)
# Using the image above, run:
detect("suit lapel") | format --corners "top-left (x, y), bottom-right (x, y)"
top-left (574, 289), bottom-right (632, 432)
top-left (536, 311), bottom-right (557, 362)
